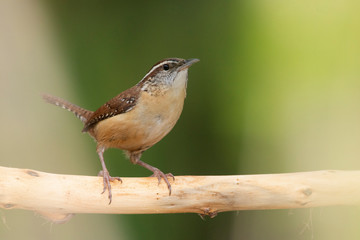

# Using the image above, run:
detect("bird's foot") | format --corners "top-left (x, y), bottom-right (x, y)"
top-left (98, 170), bottom-right (122, 204)
top-left (150, 170), bottom-right (175, 195)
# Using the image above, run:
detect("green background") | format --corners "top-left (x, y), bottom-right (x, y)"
top-left (1, 0), bottom-right (360, 239)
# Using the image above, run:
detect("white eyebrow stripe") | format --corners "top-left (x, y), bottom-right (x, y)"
top-left (141, 60), bottom-right (178, 80)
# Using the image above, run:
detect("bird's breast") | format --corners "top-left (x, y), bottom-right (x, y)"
top-left (93, 87), bottom-right (186, 151)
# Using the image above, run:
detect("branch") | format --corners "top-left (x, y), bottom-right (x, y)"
top-left (1, 166), bottom-right (360, 223)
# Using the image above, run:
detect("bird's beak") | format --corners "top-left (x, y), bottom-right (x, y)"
top-left (179, 58), bottom-right (200, 71)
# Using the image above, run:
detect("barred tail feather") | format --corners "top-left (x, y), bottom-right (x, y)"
top-left (42, 94), bottom-right (93, 123)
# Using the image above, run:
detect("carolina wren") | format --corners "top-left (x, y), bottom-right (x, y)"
top-left (43, 58), bottom-right (199, 204)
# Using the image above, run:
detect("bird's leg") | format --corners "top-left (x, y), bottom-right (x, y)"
top-left (97, 146), bottom-right (122, 204)
top-left (130, 152), bottom-right (174, 195)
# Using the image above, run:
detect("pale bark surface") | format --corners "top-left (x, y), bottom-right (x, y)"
top-left (1, 166), bottom-right (360, 222)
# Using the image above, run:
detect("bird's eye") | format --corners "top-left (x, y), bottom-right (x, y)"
top-left (163, 64), bottom-right (169, 71)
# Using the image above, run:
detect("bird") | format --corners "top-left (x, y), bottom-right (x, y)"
top-left (43, 58), bottom-right (199, 204)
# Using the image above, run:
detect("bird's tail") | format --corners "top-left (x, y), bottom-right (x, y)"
top-left (42, 94), bottom-right (93, 123)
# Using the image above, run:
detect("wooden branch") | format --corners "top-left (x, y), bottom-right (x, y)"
top-left (1, 166), bottom-right (360, 223)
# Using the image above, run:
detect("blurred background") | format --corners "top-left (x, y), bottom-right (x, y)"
top-left (1, 0), bottom-right (360, 239)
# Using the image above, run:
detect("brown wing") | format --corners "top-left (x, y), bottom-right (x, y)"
top-left (82, 86), bottom-right (140, 132)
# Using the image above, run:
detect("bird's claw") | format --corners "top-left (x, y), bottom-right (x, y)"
top-left (98, 170), bottom-right (122, 204)
top-left (150, 170), bottom-right (175, 195)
